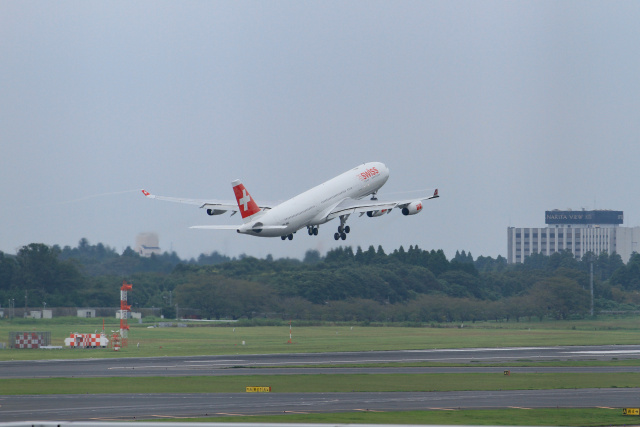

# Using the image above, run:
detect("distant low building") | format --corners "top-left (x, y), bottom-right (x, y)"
top-left (135, 232), bottom-right (162, 257)
top-left (116, 311), bottom-right (141, 319)
top-left (77, 309), bottom-right (96, 318)
top-left (508, 209), bottom-right (640, 264)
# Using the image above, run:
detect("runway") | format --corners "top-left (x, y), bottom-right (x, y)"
top-left (2, 345), bottom-right (640, 379)
top-left (1, 345), bottom-right (640, 422)
top-left (2, 389), bottom-right (638, 422)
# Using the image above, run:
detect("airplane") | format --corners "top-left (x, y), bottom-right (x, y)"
top-left (142, 162), bottom-right (439, 241)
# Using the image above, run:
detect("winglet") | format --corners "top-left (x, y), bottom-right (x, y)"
top-left (142, 189), bottom-right (151, 197)
top-left (428, 189), bottom-right (439, 199)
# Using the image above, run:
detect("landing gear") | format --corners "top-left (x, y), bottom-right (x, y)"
top-left (288, 233), bottom-right (293, 240)
top-left (307, 226), bottom-right (319, 236)
top-left (335, 215), bottom-right (350, 240)
top-left (281, 233), bottom-right (294, 241)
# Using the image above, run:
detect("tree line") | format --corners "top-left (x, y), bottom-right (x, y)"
top-left (1, 239), bottom-right (640, 322)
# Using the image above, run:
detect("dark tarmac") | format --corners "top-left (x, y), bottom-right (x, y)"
top-left (2, 345), bottom-right (640, 422)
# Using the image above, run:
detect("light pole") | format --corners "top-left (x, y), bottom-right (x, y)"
top-left (590, 259), bottom-right (594, 316)
top-left (587, 253), bottom-right (594, 317)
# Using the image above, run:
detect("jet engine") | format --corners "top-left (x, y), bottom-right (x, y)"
top-left (207, 209), bottom-right (226, 216)
top-left (366, 209), bottom-right (391, 217)
top-left (401, 201), bottom-right (423, 216)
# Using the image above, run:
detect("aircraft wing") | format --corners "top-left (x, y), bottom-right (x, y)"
top-left (382, 188), bottom-right (440, 209)
top-left (326, 189), bottom-right (439, 220)
top-left (141, 189), bottom-right (273, 215)
top-left (189, 225), bottom-right (241, 230)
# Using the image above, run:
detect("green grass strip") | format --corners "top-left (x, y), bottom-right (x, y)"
top-left (4, 320), bottom-right (640, 361)
top-left (2, 373), bottom-right (639, 395)
top-left (156, 408), bottom-right (635, 426)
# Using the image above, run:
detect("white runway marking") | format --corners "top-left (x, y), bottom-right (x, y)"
top-left (567, 350), bottom-right (640, 355)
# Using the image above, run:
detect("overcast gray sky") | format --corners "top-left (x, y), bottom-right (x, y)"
top-left (2, 1), bottom-right (640, 261)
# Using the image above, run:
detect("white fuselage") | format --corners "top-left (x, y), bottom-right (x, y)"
top-left (238, 162), bottom-right (389, 237)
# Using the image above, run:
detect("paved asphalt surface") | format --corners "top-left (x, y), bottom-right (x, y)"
top-left (2, 345), bottom-right (640, 422)
top-left (2, 389), bottom-right (639, 422)
top-left (3, 345), bottom-right (640, 379)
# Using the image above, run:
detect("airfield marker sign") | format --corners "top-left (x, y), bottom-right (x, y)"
top-left (246, 387), bottom-right (271, 392)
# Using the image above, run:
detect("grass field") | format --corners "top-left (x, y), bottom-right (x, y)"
top-left (2, 372), bottom-right (639, 395)
top-left (1, 315), bottom-right (640, 361)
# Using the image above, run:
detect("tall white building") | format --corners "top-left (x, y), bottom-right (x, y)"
top-left (508, 210), bottom-right (640, 264)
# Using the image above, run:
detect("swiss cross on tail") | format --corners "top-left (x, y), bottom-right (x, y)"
top-left (232, 180), bottom-right (261, 220)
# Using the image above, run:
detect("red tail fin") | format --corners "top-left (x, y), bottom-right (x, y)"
top-left (232, 180), bottom-right (261, 221)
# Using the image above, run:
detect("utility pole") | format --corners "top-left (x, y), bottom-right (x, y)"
top-left (590, 255), bottom-right (594, 317)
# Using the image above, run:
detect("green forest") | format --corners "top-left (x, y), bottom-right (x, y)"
top-left (1, 238), bottom-right (640, 322)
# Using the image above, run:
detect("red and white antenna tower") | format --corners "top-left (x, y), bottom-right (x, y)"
top-left (119, 280), bottom-right (132, 347)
